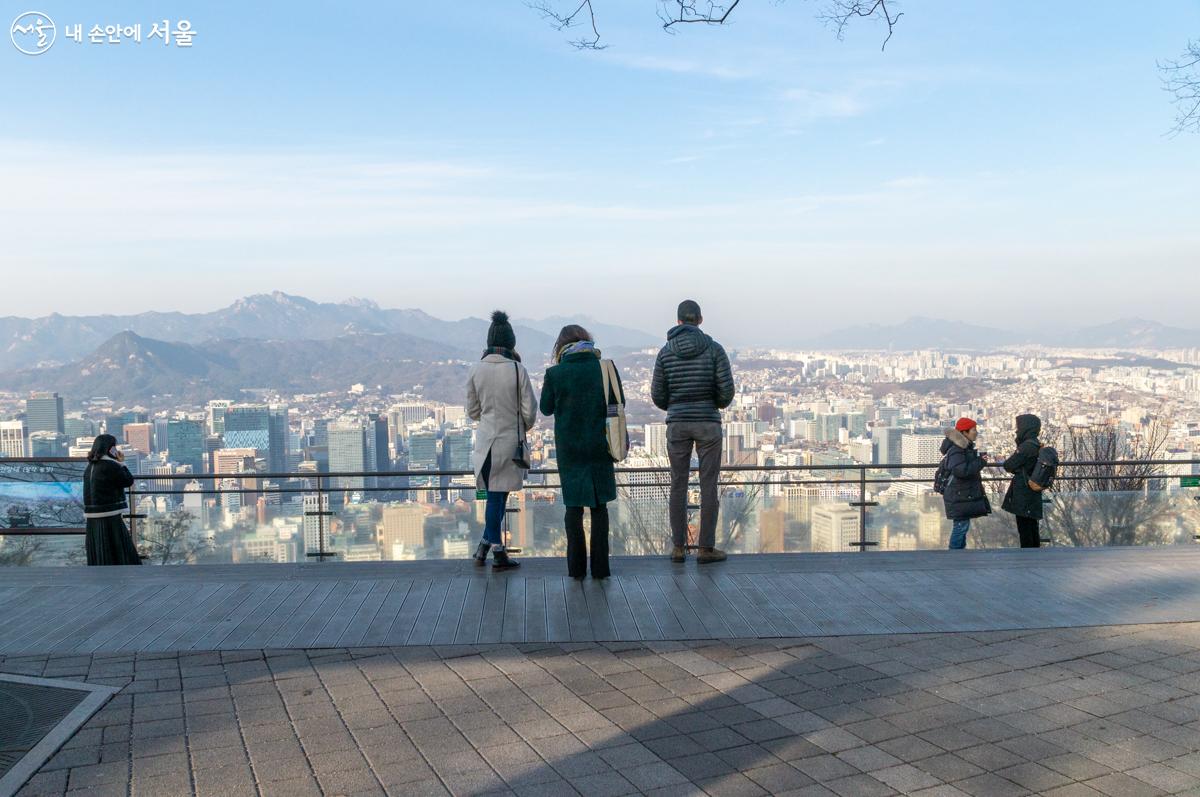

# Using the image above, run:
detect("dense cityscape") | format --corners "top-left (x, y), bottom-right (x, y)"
top-left (3, 340), bottom-right (1198, 566)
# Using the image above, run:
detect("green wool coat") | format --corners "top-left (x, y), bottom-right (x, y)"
top-left (539, 351), bottom-right (621, 508)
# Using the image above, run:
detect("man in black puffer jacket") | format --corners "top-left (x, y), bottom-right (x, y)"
top-left (940, 418), bottom-right (991, 549)
top-left (652, 300), bottom-right (736, 564)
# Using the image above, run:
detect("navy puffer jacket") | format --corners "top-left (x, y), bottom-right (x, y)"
top-left (651, 325), bottom-right (735, 423)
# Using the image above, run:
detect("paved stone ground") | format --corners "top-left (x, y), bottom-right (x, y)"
top-left (7, 624), bottom-right (1200, 797)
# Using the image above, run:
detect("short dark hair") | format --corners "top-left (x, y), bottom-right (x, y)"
top-left (553, 324), bottom-right (592, 362)
top-left (677, 300), bottom-right (702, 325)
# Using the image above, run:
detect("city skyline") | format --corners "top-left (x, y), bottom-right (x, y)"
top-left (2, 2), bottom-right (1199, 336)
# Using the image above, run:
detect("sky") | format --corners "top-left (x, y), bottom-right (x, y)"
top-left (2, 1), bottom-right (1199, 346)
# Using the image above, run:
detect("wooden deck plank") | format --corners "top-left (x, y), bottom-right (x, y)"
top-left (407, 578), bottom-right (448, 646)
top-left (524, 577), bottom-right (547, 643)
top-left (598, 578), bottom-right (640, 641)
top-left (262, 581), bottom-right (337, 649)
top-left (309, 580), bottom-right (376, 649)
top-left (431, 577), bottom-right (470, 645)
top-left (580, 578), bottom-right (617, 641)
top-left (5, 585), bottom-right (123, 653)
top-left (477, 577), bottom-right (508, 644)
top-left (454, 577), bottom-right (488, 644)
top-left (220, 582), bottom-right (305, 651)
top-left (339, 580), bottom-right (401, 648)
top-left (143, 583), bottom-right (245, 652)
top-left (500, 576), bottom-right (525, 643)
top-left (544, 577), bottom-right (570, 642)
top-left (635, 575), bottom-right (685, 639)
top-left (239, 582), bottom-right (318, 650)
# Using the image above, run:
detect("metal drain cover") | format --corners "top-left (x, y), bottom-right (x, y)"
top-left (0, 675), bottom-right (118, 797)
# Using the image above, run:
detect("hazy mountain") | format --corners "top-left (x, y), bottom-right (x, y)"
top-left (0, 292), bottom-right (622, 371)
top-left (0, 330), bottom-right (477, 405)
top-left (804, 317), bottom-right (1023, 351)
top-left (1060, 319), bottom-right (1200, 349)
top-left (513, 315), bottom-right (659, 350)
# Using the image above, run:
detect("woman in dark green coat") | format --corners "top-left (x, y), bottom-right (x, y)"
top-left (539, 325), bottom-right (622, 579)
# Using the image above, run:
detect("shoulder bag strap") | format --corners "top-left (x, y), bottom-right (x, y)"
top-left (514, 362), bottom-right (524, 437)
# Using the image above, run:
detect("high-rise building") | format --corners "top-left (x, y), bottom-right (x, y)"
top-left (213, 448), bottom-right (258, 475)
top-left (302, 492), bottom-right (332, 557)
top-left (26, 392), bottom-right (64, 435)
top-left (901, 433), bottom-right (943, 488)
top-left (441, 429), bottom-right (473, 473)
top-left (166, 419), bottom-right (205, 474)
top-left (367, 413), bottom-right (390, 473)
top-left (104, 410), bottom-right (146, 442)
top-left (812, 505), bottom-right (875, 553)
top-left (0, 421), bottom-right (26, 458)
top-left (63, 416), bottom-right (96, 440)
top-left (267, 405), bottom-right (290, 473)
top-left (328, 422), bottom-right (371, 490)
top-left (872, 427), bottom-right (905, 475)
top-left (644, 423), bottom-right (668, 459)
top-left (28, 431), bottom-right (68, 457)
top-left (223, 405), bottom-right (271, 458)
top-left (206, 400), bottom-right (231, 435)
top-left (120, 421), bottom-right (151, 455)
top-left (408, 431), bottom-right (438, 469)
top-left (378, 503), bottom-right (426, 558)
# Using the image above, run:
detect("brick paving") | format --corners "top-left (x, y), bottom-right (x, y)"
top-left (7, 623), bottom-right (1200, 796)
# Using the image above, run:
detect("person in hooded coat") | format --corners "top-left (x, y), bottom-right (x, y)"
top-left (466, 311), bottom-right (537, 570)
top-left (83, 433), bottom-right (141, 565)
top-left (940, 418), bottom-right (991, 549)
top-left (1001, 413), bottom-right (1045, 548)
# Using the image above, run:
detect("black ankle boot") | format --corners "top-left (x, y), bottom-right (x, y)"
top-left (472, 541), bottom-right (491, 567)
top-left (491, 547), bottom-right (520, 571)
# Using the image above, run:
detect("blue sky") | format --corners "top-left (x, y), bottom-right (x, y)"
top-left (2, 1), bottom-right (1198, 344)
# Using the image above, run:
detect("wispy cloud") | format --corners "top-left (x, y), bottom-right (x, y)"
top-left (780, 87), bottom-right (868, 119)
top-left (604, 53), bottom-right (756, 80)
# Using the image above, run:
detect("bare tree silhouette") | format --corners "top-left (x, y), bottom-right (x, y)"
top-left (1162, 40), bottom-right (1200, 135)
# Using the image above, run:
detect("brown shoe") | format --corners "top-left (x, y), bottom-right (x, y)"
top-left (697, 547), bottom-right (727, 564)
top-left (670, 545), bottom-right (687, 563)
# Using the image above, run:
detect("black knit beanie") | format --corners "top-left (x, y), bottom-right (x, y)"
top-left (487, 310), bottom-right (517, 350)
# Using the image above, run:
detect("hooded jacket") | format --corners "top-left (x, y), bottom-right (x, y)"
top-left (650, 325), bottom-right (735, 424)
top-left (83, 457), bottom-right (134, 518)
top-left (1001, 413), bottom-right (1045, 519)
top-left (940, 428), bottom-right (992, 521)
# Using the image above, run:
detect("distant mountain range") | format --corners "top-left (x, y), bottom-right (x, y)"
top-left (800, 316), bottom-right (1200, 351)
top-left (0, 292), bottom-right (661, 372)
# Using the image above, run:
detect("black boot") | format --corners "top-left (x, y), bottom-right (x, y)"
top-left (491, 547), bottom-right (520, 571)
top-left (472, 541), bottom-right (491, 567)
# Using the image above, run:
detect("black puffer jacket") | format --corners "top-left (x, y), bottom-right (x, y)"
top-left (1002, 414), bottom-right (1044, 519)
top-left (651, 325), bottom-right (735, 424)
top-left (83, 458), bottom-right (134, 517)
top-left (940, 429), bottom-right (992, 520)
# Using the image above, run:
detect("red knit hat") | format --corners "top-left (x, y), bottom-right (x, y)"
top-left (955, 418), bottom-right (978, 432)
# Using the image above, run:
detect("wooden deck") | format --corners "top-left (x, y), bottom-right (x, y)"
top-left (2, 547), bottom-right (1199, 655)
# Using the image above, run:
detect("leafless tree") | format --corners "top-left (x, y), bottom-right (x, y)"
top-left (1049, 420), bottom-right (1175, 547)
top-left (530, 0), bottom-right (902, 50)
top-left (1161, 40), bottom-right (1200, 135)
top-left (139, 507), bottom-right (204, 565)
top-left (0, 534), bottom-right (47, 566)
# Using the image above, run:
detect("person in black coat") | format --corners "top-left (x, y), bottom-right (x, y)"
top-left (82, 434), bottom-right (141, 565)
top-left (1001, 413), bottom-right (1045, 548)
top-left (940, 418), bottom-right (991, 549)
top-left (650, 300), bottom-right (736, 564)
top-left (540, 325), bottom-right (620, 579)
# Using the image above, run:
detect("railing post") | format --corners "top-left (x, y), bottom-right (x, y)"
top-left (849, 465), bottom-right (878, 552)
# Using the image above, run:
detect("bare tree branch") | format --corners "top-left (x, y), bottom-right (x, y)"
top-left (528, 0), bottom-right (607, 50)
top-left (658, 1), bottom-right (743, 33)
top-left (1161, 40), bottom-right (1200, 136)
top-left (819, 0), bottom-right (904, 51)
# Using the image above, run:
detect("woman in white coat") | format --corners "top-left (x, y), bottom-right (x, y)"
top-left (466, 311), bottom-right (537, 570)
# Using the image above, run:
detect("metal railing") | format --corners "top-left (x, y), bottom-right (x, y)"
top-left (1, 457), bottom-right (1198, 563)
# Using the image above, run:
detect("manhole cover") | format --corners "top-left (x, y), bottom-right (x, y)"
top-left (0, 675), bottom-right (118, 797)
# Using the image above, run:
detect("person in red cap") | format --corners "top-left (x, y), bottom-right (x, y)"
top-left (937, 417), bottom-right (992, 548)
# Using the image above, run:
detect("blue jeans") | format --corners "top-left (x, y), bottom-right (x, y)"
top-left (949, 519), bottom-right (970, 550)
top-left (483, 491), bottom-right (508, 546)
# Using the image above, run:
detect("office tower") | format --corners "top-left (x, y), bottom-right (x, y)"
top-left (123, 422), bottom-right (153, 453)
top-left (104, 409), bottom-right (146, 442)
top-left (408, 431), bottom-right (438, 469)
top-left (845, 412), bottom-right (868, 437)
top-left (28, 432), bottom-right (68, 457)
top-left (812, 505), bottom-right (875, 553)
top-left (0, 421), bottom-right (26, 457)
top-left (814, 413), bottom-right (842, 443)
top-left (872, 427), bottom-right (905, 476)
top-left (206, 400), bottom-right (232, 435)
top-left (367, 413), bottom-right (390, 473)
top-left (63, 416), bottom-right (95, 439)
top-left (328, 421), bottom-right (370, 490)
top-left (302, 492), bottom-right (332, 557)
top-left (26, 392), bottom-right (64, 435)
top-left (213, 448), bottom-right (258, 475)
top-left (441, 429), bottom-right (472, 474)
top-left (153, 418), bottom-right (169, 452)
top-left (877, 407), bottom-right (903, 425)
top-left (378, 503), bottom-right (426, 558)
top-left (901, 433), bottom-right (943, 483)
top-left (267, 405), bottom-right (290, 473)
top-left (223, 404), bottom-right (271, 457)
top-left (165, 419), bottom-right (205, 474)
top-left (312, 418), bottom-right (330, 448)
top-left (644, 423), bottom-right (668, 459)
